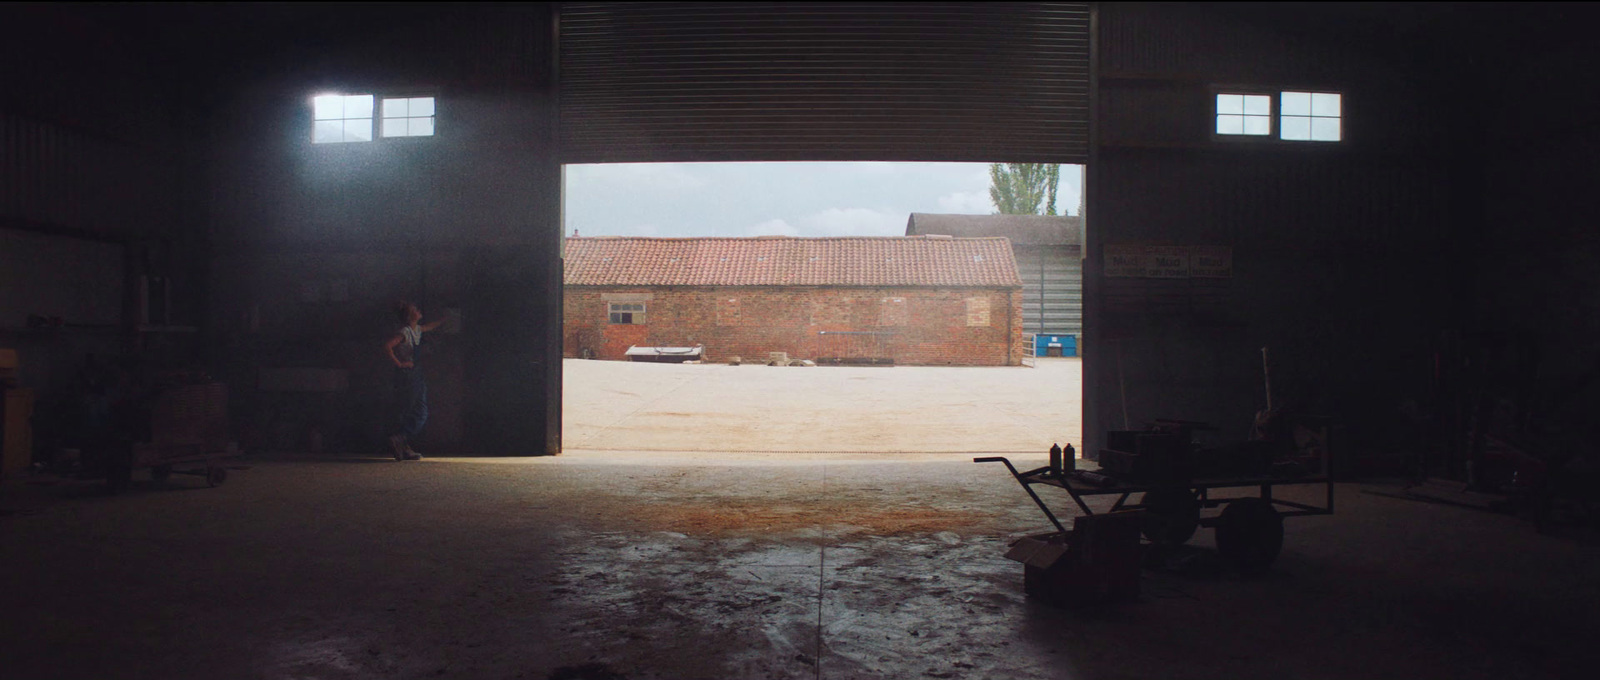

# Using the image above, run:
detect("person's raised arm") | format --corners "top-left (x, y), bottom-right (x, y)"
top-left (419, 318), bottom-right (446, 333)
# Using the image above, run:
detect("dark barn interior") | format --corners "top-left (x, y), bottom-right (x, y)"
top-left (4, 3), bottom-right (1600, 679)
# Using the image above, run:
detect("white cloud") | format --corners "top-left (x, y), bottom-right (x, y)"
top-left (746, 219), bottom-right (799, 236)
top-left (936, 190), bottom-right (995, 214)
top-left (798, 208), bottom-right (906, 236)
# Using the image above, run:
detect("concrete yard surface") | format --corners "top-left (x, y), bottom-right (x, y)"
top-left (4, 451), bottom-right (1600, 680)
top-left (563, 357), bottom-right (1082, 453)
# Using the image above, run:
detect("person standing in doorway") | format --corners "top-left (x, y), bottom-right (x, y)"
top-left (384, 301), bottom-right (444, 460)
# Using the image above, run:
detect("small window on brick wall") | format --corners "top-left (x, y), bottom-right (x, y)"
top-left (965, 297), bottom-right (991, 327)
top-left (609, 302), bottom-right (645, 324)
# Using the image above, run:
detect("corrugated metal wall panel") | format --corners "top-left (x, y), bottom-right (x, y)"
top-left (0, 109), bottom-right (178, 237)
top-left (1015, 245), bottom-right (1082, 337)
top-left (559, 2), bottom-right (1090, 164)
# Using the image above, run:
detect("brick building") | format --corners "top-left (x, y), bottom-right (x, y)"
top-left (563, 236), bottom-right (1025, 366)
top-left (907, 214), bottom-right (1084, 351)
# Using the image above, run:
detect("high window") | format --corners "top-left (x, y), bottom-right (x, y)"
top-left (1280, 91), bottom-right (1342, 142)
top-left (382, 97), bottom-right (437, 138)
top-left (312, 94), bottom-right (374, 144)
top-left (1215, 94), bottom-right (1272, 136)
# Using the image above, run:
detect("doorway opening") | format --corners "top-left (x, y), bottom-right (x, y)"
top-left (559, 161), bottom-right (1086, 455)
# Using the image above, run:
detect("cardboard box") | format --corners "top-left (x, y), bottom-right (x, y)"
top-left (1005, 511), bottom-right (1146, 606)
top-left (2, 388), bottom-right (35, 477)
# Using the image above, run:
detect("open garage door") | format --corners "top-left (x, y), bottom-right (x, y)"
top-left (558, 2), bottom-right (1090, 164)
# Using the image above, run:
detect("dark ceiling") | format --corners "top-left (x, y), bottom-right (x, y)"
top-left (10, 2), bottom-right (1600, 116)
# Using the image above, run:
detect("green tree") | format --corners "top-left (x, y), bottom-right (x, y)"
top-left (988, 163), bottom-right (1060, 215)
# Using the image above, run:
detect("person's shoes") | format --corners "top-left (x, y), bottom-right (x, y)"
top-left (388, 435), bottom-right (407, 461)
top-left (404, 449), bottom-right (423, 461)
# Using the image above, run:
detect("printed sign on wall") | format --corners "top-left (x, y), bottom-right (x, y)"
top-left (1105, 245), bottom-right (1232, 279)
top-left (1190, 246), bottom-right (1233, 278)
top-left (1104, 245), bottom-right (1149, 278)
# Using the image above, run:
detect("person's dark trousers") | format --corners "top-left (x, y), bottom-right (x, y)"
top-left (394, 367), bottom-right (429, 439)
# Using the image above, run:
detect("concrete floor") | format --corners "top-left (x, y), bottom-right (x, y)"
top-left (563, 358), bottom-right (1082, 453)
top-left (4, 450), bottom-right (1600, 680)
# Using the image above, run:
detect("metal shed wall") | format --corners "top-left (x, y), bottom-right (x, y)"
top-left (1086, 4), bottom-right (1456, 471)
top-left (1015, 245), bottom-right (1083, 340)
top-left (558, 2), bottom-right (1091, 164)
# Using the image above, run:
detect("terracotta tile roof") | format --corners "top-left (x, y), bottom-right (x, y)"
top-left (564, 236), bottom-right (1021, 287)
top-left (906, 213), bottom-right (1082, 246)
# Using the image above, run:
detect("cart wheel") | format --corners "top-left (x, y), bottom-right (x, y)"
top-left (205, 466), bottom-right (228, 487)
top-left (1139, 487), bottom-right (1201, 545)
top-left (1215, 497), bottom-right (1284, 576)
top-left (151, 465), bottom-right (172, 483)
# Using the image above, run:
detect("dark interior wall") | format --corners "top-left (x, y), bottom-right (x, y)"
top-left (203, 4), bottom-right (562, 455)
top-left (1472, 39), bottom-right (1600, 380)
top-left (1086, 4), bottom-right (1455, 471)
top-left (0, 4), bottom-right (203, 397)
top-left (0, 4), bottom-right (188, 240)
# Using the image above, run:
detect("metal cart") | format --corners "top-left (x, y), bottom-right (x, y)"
top-left (977, 446), bottom-right (1333, 574)
top-left (123, 382), bottom-right (238, 489)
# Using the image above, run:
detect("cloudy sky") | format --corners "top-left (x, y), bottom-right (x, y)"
top-left (563, 162), bottom-right (1084, 238)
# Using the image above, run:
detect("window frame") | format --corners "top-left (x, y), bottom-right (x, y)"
top-left (1212, 91), bottom-right (1275, 139)
top-left (1278, 90), bottom-right (1344, 143)
top-left (1209, 86), bottom-right (1347, 146)
top-left (608, 302), bottom-right (646, 325)
top-left (310, 93), bottom-right (377, 145)
top-left (380, 95), bottom-right (439, 140)
top-left (310, 89), bottom-right (441, 146)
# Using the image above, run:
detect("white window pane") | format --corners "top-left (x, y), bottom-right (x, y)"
top-left (1312, 93), bottom-right (1341, 117)
top-left (313, 120), bottom-right (344, 143)
top-left (1243, 95), bottom-right (1271, 115)
top-left (1217, 94), bottom-right (1244, 115)
top-left (313, 95), bottom-right (345, 120)
top-left (382, 117), bottom-right (409, 137)
top-left (383, 98), bottom-right (409, 118)
top-left (343, 94), bottom-right (373, 119)
top-left (1281, 116), bottom-right (1311, 141)
top-left (1243, 115), bottom-right (1271, 135)
top-left (1282, 91), bottom-right (1312, 116)
top-left (409, 117), bottom-right (435, 136)
top-left (1311, 116), bottom-right (1342, 141)
top-left (344, 118), bottom-right (372, 142)
top-left (1217, 115), bottom-right (1244, 135)
top-left (410, 97), bottom-right (435, 118)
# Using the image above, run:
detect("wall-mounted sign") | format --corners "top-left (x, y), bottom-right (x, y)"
top-left (1145, 246), bottom-right (1191, 279)
top-left (1105, 245), bottom-right (1232, 279)
top-left (1104, 245), bottom-right (1149, 278)
top-left (1189, 246), bottom-right (1233, 278)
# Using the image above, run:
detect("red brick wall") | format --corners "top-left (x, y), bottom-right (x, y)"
top-left (564, 286), bottom-right (1023, 366)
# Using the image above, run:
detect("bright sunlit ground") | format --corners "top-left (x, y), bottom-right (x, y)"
top-left (562, 357), bottom-right (1082, 454)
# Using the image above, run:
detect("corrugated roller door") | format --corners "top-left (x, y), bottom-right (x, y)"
top-left (558, 2), bottom-right (1090, 164)
top-left (1041, 256), bottom-right (1082, 336)
top-left (1017, 246), bottom-right (1082, 336)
